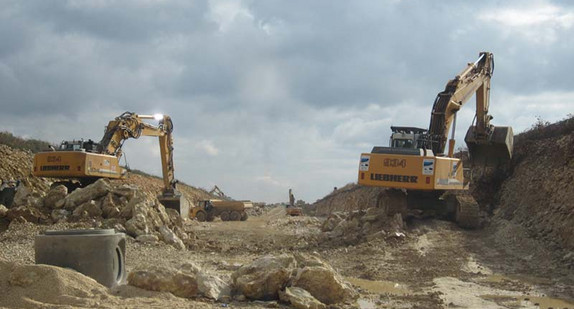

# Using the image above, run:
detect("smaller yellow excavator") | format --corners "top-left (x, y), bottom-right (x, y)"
top-left (33, 112), bottom-right (189, 217)
top-left (358, 52), bottom-right (513, 228)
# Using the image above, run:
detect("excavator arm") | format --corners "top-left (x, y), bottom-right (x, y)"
top-left (426, 52), bottom-right (512, 165)
top-left (97, 112), bottom-right (177, 194)
top-left (96, 112), bottom-right (187, 215)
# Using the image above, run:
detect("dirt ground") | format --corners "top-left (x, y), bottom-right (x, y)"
top-left (2, 205), bottom-right (573, 309)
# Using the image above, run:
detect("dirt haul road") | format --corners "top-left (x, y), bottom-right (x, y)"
top-left (2, 206), bottom-right (572, 309)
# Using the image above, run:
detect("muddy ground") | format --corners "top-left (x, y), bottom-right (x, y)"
top-left (2, 206), bottom-right (572, 309)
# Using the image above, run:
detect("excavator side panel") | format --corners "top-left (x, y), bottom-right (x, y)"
top-left (465, 126), bottom-right (513, 167)
top-left (358, 153), bottom-right (464, 191)
top-left (33, 152), bottom-right (123, 179)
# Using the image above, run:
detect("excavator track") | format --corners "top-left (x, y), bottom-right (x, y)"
top-left (399, 190), bottom-right (481, 229)
top-left (453, 194), bottom-right (480, 229)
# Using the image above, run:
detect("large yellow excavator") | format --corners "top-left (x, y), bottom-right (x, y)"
top-left (33, 112), bottom-right (189, 217)
top-left (358, 52), bottom-right (513, 228)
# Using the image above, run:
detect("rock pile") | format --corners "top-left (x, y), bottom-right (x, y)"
top-left (233, 253), bottom-right (357, 306)
top-left (321, 207), bottom-right (405, 245)
top-left (0, 145), bottom-right (49, 193)
top-left (128, 253), bottom-right (357, 307)
top-left (312, 184), bottom-right (387, 216)
top-left (0, 179), bottom-right (188, 249)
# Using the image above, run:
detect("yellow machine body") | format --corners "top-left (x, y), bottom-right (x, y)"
top-left (357, 152), bottom-right (464, 191)
top-left (33, 151), bottom-right (124, 179)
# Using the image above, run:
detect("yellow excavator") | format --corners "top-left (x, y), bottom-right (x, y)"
top-left (358, 52), bottom-right (513, 228)
top-left (32, 112), bottom-right (189, 217)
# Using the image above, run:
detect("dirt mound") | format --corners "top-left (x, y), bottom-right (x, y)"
top-left (0, 145), bottom-right (49, 193)
top-left (0, 259), bottom-right (107, 308)
top-left (485, 117), bottom-right (574, 267)
top-left (312, 183), bottom-right (388, 216)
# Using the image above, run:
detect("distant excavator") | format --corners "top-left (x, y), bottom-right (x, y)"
top-left (32, 112), bottom-right (189, 217)
top-left (358, 52), bottom-right (513, 228)
top-left (286, 188), bottom-right (303, 216)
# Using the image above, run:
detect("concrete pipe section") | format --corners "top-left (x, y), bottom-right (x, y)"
top-left (35, 229), bottom-right (126, 288)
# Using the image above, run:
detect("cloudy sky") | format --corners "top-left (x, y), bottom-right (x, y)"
top-left (1, 0), bottom-right (573, 203)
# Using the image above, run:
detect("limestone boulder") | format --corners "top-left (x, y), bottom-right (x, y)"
top-left (165, 208), bottom-right (183, 228)
top-left (0, 204), bottom-right (7, 218)
top-left (148, 202), bottom-right (171, 229)
top-left (127, 264), bottom-right (230, 300)
top-left (12, 185), bottom-right (44, 209)
top-left (6, 206), bottom-right (47, 223)
top-left (51, 209), bottom-right (70, 223)
top-left (72, 200), bottom-right (102, 218)
top-left (100, 193), bottom-right (121, 219)
top-left (113, 184), bottom-right (138, 200)
top-left (101, 218), bottom-right (127, 233)
top-left (125, 213), bottom-right (150, 237)
top-left (232, 254), bottom-right (297, 300)
top-left (178, 262), bottom-right (231, 301)
top-left (11, 185), bottom-right (31, 207)
top-left (158, 226), bottom-right (185, 250)
top-left (197, 273), bottom-right (231, 301)
top-left (136, 234), bottom-right (159, 243)
top-left (127, 266), bottom-right (199, 298)
top-left (43, 185), bottom-right (68, 209)
top-left (279, 287), bottom-right (326, 309)
top-left (63, 179), bottom-right (111, 210)
top-left (292, 265), bottom-right (357, 304)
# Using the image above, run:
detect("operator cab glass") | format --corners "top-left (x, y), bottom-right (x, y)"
top-left (59, 141), bottom-right (84, 151)
top-left (392, 138), bottom-right (415, 149)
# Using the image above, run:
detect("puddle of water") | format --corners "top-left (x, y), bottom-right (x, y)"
top-left (481, 294), bottom-right (574, 308)
top-left (357, 298), bottom-right (376, 309)
top-left (346, 277), bottom-right (410, 295)
top-left (480, 274), bottom-right (553, 285)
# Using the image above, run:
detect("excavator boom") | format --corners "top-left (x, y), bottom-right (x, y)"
top-left (427, 52), bottom-right (512, 165)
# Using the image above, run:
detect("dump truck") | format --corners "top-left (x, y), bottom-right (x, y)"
top-left (191, 199), bottom-right (252, 222)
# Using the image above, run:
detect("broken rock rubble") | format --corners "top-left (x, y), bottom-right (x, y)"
top-left (128, 254), bottom-right (356, 307)
top-left (128, 262), bottom-right (231, 301)
top-left (1, 179), bottom-right (188, 249)
top-left (232, 253), bottom-right (357, 306)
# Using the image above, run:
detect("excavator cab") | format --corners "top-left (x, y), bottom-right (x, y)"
top-left (465, 125), bottom-right (513, 167)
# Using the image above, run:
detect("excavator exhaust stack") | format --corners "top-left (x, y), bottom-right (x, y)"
top-left (158, 190), bottom-right (190, 219)
top-left (464, 125), bottom-right (513, 167)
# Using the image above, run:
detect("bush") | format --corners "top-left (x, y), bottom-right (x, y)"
top-left (0, 132), bottom-right (52, 153)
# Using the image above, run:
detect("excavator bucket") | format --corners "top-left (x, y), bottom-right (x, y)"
top-left (464, 126), bottom-right (513, 167)
top-left (158, 191), bottom-right (190, 219)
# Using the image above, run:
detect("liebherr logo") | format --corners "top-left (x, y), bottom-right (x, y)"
top-left (370, 173), bottom-right (418, 183)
